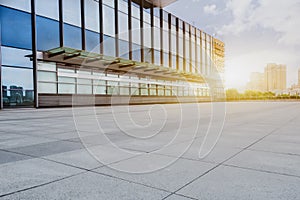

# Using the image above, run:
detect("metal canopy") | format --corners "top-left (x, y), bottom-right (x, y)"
top-left (132, 0), bottom-right (177, 8)
top-left (41, 47), bottom-right (204, 83)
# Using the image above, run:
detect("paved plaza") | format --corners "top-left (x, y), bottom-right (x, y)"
top-left (0, 102), bottom-right (300, 199)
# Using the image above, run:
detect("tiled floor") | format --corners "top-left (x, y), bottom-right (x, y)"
top-left (0, 102), bottom-right (299, 199)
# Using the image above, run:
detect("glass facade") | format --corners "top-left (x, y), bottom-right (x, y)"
top-left (0, 0), bottom-right (224, 108)
top-left (37, 61), bottom-right (209, 97)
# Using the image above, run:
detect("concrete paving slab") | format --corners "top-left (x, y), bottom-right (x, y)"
top-left (95, 156), bottom-right (216, 192)
top-left (265, 132), bottom-right (300, 144)
top-left (226, 149), bottom-right (300, 177)
top-left (250, 140), bottom-right (300, 156)
top-left (154, 138), bottom-right (241, 164)
top-left (177, 165), bottom-right (300, 200)
top-left (0, 150), bottom-right (32, 164)
top-left (44, 148), bottom-right (103, 170)
top-left (0, 171), bottom-right (170, 200)
top-left (6, 140), bottom-right (86, 158)
top-left (42, 131), bottom-right (81, 140)
top-left (0, 135), bottom-right (58, 149)
top-left (0, 133), bottom-right (25, 140)
top-left (0, 158), bottom-right (83, 196)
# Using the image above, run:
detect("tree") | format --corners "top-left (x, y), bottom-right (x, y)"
top-left (226, 89), bottom-right (240, 99)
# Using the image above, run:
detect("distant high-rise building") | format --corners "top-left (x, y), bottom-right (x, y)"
top-left (264, 63), bottom-right (287, 91)
top-left (247, 72), bottom-right (265, 91)
top-left (2, 86), bottom-right (7, 98)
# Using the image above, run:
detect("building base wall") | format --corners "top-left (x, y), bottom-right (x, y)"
top-left (38, 94), bottom-right (211, 107)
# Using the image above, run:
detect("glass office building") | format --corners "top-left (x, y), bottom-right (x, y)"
top-left (0, 0), bottom-right (225, 108)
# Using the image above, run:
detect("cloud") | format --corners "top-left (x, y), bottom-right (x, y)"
top-left (218, 0), bottom-right (300, 46)
top-left (203, 4), bottom-right (218, 15)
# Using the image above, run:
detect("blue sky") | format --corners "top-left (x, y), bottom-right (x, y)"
top-left (166, 0), bottom-right (300, 89)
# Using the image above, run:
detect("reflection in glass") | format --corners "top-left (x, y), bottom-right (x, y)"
top-left (0, 6), bottom-right (32, 49)
top-left (118, 11), bottom-right (128, 41)
top-left (63, 0), bottom-right (81, 26)
top-left (36, 0), bottom-right (59, 20)
top-left (1, 46), bottom-right (32, 68)
top-left (2, 66), bottom-right (34, 106)
top-left (64, 23), bottom-right (82, 49)
top-left (84, 0), bottom-right (100, 32)
top-left (37, 16), bottom-right (60, 51)
top-left (0, 0), bottom-right (31, 12)
top-left (103, 5), bottom-right (115, 37)
top-left (119, 39), bottom-right (129, 59)
top-left (86, 30), bottom-right (100, 53)
top-left (103, 35), bottom-right (115, 57)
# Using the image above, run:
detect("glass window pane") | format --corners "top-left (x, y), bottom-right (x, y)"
top-left (63, 0), bottom-right (81, 26)
top-left (58, 83), bottom-right (75, 94)
top-left (144, 23), bottom-right (151, 48)
top-left (185, 35), bottom-right (190, 61)
top-left (158, 89), bottom-right (164, 96)
top-left (132, 44), bottom-right (141, 62)
top-left (178, 35), bottom-right (183, 57)
top-left (171, 87), bottom-right (177, 96)
top-left (86, 30), bottom-right (100, 53)
top-left (119, 11), bottom-right (128, 41)
top-left (2, 66), bottom-right (34, 105)
top-left (93, 85), bottom-right (106, 95)
top-left (131, 3), bottom-right (139, 19)
top-left (64, 23), bottom-right (82, 49)
top-left (93, 79), bottom-right (106, 85)
top-left (154, 28), bottom-right (160, 50)
top-left (39, 82), bottom-right (57, 94)
top-left (103, 35), bottom-right (115, 57)
top-left (144, 9), bottom-right (151, 24)
top-left (36, 0), bottom-right (59, 20)
top-left (120, 87), bottom-right (129, 95)
top-left (141, 88), bottom-right (148, 96)
top-left (154, 50), bottom-right (160, 66)
top-left (58, 67), bottom-right (75, 74)
top-left (202, 46), bottom-right (206, 75)
top-left (38, 62), bottom-right (56, 71)
top-left (131, 86), bottom-right (139, 95)
top-left (37, 16), bottom-right (59, 51)
top-left (103, 5), bottom-right (115, 37)
top-left (118, 0), bottom-right (128, 13)
top-left (58, 76), bottom-right (75, 83)
top-left (171, 33), bottom-right (176, 54)
top-left (165, 90), bottom-right (171, 96)
top-left (172, 55), bottom-right (176, 70)
top-left (132, 18), bottom-right (140, 44)
top-left (77, 85), bottom-right (92, 94)
top-left (0, 6), bottom-right (32, 49)
top-left (144, 47), bottom-right (152, 63)
top-left (85, 0), bottom-right (99, 32)
top-left (77, 78), bottom-right (92, 85)
top-left (119, 39), bottom-right (129, 59)
top-left (2, 67), bottom-right (33, 91)
top-left (150, 88), bottom-right (156, 96)
top-left (0, 0), bottom-right (30, 12)
top-left (164, 52), bottom-right (169, 67)
top-left (103, 0), bottom-right (114, 7)
top-left (107, 85), bottom-right (119, 95)
top-left (38, 71), bottom-right (56, 82)
top-left (1, 46), bottom-right (32, 68)
top-left (163, 29), bottom-right (169, 52)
